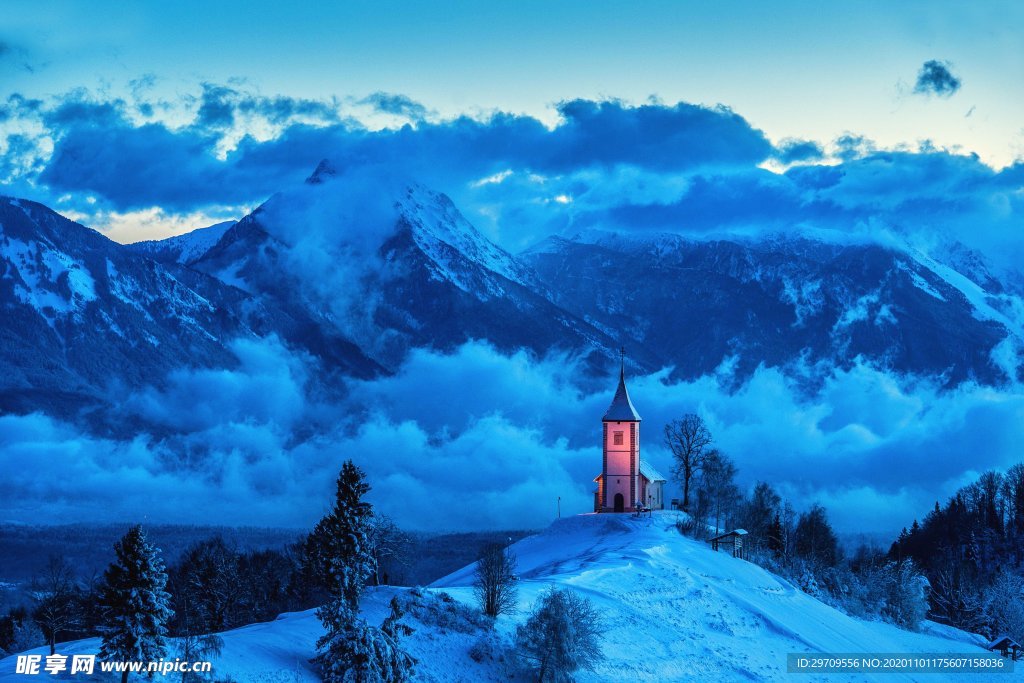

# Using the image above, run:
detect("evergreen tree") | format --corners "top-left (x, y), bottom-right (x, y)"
top-left (739, 482), bottom-right (782, 552)
top-left (97, 525), bottom-right (173, 683)
top-left (315, 598), bottom-right (414, 683)
top-left (311, 461), bottom-right (414, 683)
top-left (794, 504), bottom-right (840, 567)
top-left (306, 461), bottom-right (375, 610)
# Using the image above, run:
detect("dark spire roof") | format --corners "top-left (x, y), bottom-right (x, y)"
top-left (603, 351), bottom-right (641, 421)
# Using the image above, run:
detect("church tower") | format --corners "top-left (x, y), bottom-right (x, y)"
top-left (595, 353), bottom-right (642, 513)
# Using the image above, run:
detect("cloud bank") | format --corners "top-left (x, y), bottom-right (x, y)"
top-left (2, 84), bottom-right (1021, 273)
top-left (2, 338), bottom-right (1022, 535)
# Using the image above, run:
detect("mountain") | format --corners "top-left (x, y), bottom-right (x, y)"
top-left (0, 197), bottom-right (248, 418)
top-left (0, 513), bottom-right (988, 682)
top-left (3, 162), bottom-right (1022, 424)
top-left (188, 166), bottom-right (625, 371)
top-left (0, 195), bottom-right (381, 424)
top-left (127, 220), bottom-right (236, 265)
top-left (520, 231), bottom-right (1022, 386)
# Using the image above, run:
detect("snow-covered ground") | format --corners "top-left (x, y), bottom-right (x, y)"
top-left (0, 512), bottom-right (994, 682)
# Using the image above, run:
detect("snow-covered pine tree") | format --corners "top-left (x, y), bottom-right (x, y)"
top-left (312, 461), bottom-right (414, 682)
top-left (315, 597), bottom-right (414, 683)
top-left (308, 461), bottom-right (376, 610)
top-left (98, 525), bottom-right (174, 683)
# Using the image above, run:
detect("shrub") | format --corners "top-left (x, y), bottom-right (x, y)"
top-left (515, 588), bottom-right (604, 682)
top-left (405, 587), bottom-right (490, 634)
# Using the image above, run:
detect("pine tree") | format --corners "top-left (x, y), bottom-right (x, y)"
top-left (315, 598), bottom-right (414, 683)
top-left (307, 461), bottom-right (375, 610)
top-left (795, 504), bottom-right (840, 567)
top-left (97, 525), bottom-right (173, 683)
top-left (311, 461), bottom-right (414, 683)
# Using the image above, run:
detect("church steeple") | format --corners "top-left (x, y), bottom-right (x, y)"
top-left (602, 348), bottom-right (641, 422)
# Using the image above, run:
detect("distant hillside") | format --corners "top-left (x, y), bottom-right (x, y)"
top-left (0, 524), bottom-right (533, 588)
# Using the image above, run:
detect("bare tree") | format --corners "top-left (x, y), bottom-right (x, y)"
top-left (780, 500), bottom-right (797, 566)
top-left (664, 414), bottom-right (713, 512)
top-left (696, 449), bottom-right (740, 535)
top-left (30, 556), bottom-right (81, 655)
top-left (515, 588), bottom-right (604, 682)
top-left (473, 543), bottom-right (517, 618)
top-left (366, 514), bottom-right (413, 586)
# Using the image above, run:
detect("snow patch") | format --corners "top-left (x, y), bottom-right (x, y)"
top-left (2, 235), bottom-right (96, 320)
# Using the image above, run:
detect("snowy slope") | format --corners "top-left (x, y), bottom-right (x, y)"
top-left (2, 513), bottom-right (992, 682)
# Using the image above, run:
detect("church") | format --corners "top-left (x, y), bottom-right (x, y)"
top-left (593, 360), bottom-right (667, 513)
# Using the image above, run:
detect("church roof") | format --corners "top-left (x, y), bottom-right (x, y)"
top-left (602, 364), bottom-right (641, 422)
top-left (639, 459), bottom-right (666, 482)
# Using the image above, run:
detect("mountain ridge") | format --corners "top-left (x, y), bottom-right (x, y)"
top-left (2, 164), bottom-right (1022, 425)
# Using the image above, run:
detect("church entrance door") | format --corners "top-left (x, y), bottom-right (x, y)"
top-left (614, 493), bottom-right (624, 513)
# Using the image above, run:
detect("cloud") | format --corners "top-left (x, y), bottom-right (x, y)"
top-left (774, 138), bottom-right (824, 164)
top-left (3, 86), bottom-right (1023, 278)
top-left (195, 83), bottom-right (238, 129)
top-left (913, 60), bottom-right (962, 97)
top-left (360, 92), bottom-right (429, 120)
top-left (1, 338), bottom-right (1022, 535)
top-left (6, 92), bottom-right (771, 217)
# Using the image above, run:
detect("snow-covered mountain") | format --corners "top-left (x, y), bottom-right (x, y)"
top-left (0, 194), bottom-right (380, 424)
top-left (0, 197), bottom-right (247, 418)
top-left (3, 160), bottom-right (1022, 423)
top-left (521, 231), bottom-right (1023, 385)
top-left (127, 220), bottom-right (236, 265)
top-left (188, 164), bottom-right (623, 371)
top-left (0, 513), bottom-right (989, 682)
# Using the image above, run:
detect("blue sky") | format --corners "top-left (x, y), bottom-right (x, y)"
top-left (1, 1), bottom-right (1022, 245)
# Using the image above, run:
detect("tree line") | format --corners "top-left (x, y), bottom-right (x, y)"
top-left (666, 413), bottom-right (931, 632)
top-left (0, 515), bottom-right (413, 666)
top-left (888, 463), bottom-right (1024, 642)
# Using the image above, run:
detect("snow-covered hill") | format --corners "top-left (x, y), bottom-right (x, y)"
top-left (2, 513), bottom-right (990, 682)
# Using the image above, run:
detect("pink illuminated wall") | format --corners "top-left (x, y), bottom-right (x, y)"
top-left (601, 419), bottom-right (639, 511)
